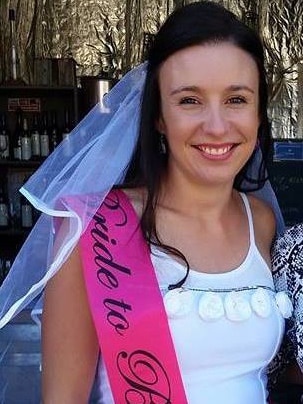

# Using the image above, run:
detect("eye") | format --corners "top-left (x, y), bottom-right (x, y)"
top-left (227, 96), bottom-right (247, 105)
top-left (179, 97), bottom-right (199, 105)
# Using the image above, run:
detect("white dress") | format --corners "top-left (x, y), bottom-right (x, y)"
top-left (94, 193), bottom-right (287, 403)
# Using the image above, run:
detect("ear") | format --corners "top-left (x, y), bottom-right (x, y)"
top-left (156, 115), bottom-right (166, 134)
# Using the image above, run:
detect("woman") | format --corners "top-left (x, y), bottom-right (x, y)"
top-left (0, 1), bottom-right (296, 403)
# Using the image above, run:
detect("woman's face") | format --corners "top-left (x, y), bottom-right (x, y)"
top-left (157, 42), bottom-right (260, 189)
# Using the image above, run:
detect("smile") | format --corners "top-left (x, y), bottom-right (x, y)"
top-left (195, 144), bottom-right (234, 156)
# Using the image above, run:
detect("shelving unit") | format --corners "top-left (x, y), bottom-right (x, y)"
top-left (0, 83), bottom-right (78, 283)
top-left (0, 85), bottom-right (78, 131)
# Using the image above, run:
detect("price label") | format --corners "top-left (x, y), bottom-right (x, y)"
top-left (8, 98), bottom-right (41, 112)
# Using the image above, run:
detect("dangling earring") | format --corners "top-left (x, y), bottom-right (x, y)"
top-left (159, 134), bottom-right (167, 154)
top-left (254, 138), bottom-right (260, 150)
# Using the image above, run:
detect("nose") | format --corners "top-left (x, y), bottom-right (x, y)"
top-left (202, 105), bottom-right (228, 137)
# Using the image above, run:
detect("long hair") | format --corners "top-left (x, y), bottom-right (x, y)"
top-left (123, 1), bottom-right (272, 285)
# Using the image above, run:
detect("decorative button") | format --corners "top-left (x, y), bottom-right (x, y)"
top-left (198, 292), bottom-right (225, 321)
top-left (275, 291), bottom-right (293, 319)
top-left (164, 288), bottom-right (194, 318)
top-left (251, 288), bottom-right (272, 318)
top-left (225, 291), bottom-right (252, 321)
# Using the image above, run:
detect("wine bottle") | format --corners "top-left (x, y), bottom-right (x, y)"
top-left (61, 108), bottom-right (73, 157)
top-left (21, 117), bottom-right (32, 160)
top-left (0, 181), bottom-right (9, 228)
top-left (31, 113), bottom-right (41, 160)
top-left (12, 108), bottom-right (22, 160)
top-left (7, 9), bottom-right (26, 85)
top-left (20, 193), bottom-right (33, 229)
top-left (0, 113), bottom-right (10, 160)
top-left (40, 112), bottom-right (50, 158)
top-left (62, 109), bottom-right (71, 139)
top-left (0, 258), bottom-right (12, 285)
top-left (3, 259), bottom-right (12, 281)
top-left (49, 110), bottom-right (60, 152)
top-left (0, 258), bottom-right (4, 285)
top-left (9, 9), bottom-right (17, 82)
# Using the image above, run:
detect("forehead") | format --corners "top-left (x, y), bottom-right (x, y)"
top-left (158, 42), bottom-right (259, 93)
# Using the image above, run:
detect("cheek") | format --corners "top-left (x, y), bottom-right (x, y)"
top-left (160, 107), bottom-right (187, 137)
top-left (238, 113), bottom-right (259, 138)
top-left (165, 120), bottom-right (190, 145)
top-left (250, 118), bottom-right (260, 138)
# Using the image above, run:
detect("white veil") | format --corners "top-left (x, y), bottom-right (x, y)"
top-left (0, 62), bottom-right (285, 328)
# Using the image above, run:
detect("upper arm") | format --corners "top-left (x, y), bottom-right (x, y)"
top-left (42, 238), bottom-right (99, 403)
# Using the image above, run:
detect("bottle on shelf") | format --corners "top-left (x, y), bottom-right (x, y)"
top-left (9, 9), bottom-right (17, 82)
top-left (0, 258), bottom-right (5, 285)
top-left (0, 112), bottom-right (10, 160)
top-left (21, 117), bottom-right (32, 161)
top-left (62, 108), bottom-right (71, 140)
top-left (0, 258), bottom-right (11, 285)
top-left (20, 197), bottom-right (33, 229)
top-left (31, 113), bottom-right (41, 160)
top-left (20, 180), bottom-right (33, 229)
top-left (0, 181), bottom-right (9, 229)
top-left (61, 108), bottom-right (73, 157)
top-left (12, 108), bottom-right (22, 160)
top-left (49, 110), bottom-right (60, 152)
top-left (40, 111), bottom-right (50, 158)
top-left (2, 9), bottom-right (25, 86)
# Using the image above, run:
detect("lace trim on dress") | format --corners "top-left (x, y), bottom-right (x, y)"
top-left (162, 286), bottom-right (293, 322)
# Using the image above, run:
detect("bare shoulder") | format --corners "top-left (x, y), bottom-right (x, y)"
top-left (119, 187), bottom-right (146, 218)
top-left (246, 194), bottom-right (276, 267)
top-left (247, 194), bottom-right (276, 239)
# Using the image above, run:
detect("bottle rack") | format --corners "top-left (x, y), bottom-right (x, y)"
top-left (0, 84), bottom-right (78, 284)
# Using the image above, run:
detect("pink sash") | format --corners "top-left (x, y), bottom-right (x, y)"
top-left (80, 190), bottom-right (188, 403)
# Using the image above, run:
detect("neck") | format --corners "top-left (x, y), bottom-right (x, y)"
top-left (158, 174), bottom-right (237, 221)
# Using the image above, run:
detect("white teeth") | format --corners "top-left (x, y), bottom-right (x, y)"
top-left (200, 146), bottom-right (232, 155)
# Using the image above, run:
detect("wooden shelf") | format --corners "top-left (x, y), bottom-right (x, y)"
top-left (0, 228), bottom-right (30, 237)
top-left (0, 85), bottom-right (76, 92)
top-left (0, 160), bottom-right (41, 168)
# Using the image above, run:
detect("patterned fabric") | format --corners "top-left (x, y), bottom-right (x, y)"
top-left (270, 223), bottom-right (303, 383)
top-left (267, 332), bottom-right (294, 389)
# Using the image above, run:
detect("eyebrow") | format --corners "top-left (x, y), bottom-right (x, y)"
top-left (170, 84), bottom-right (255, 96)
top-left (227, 84), bottom-right (255, 94)
top-left (170, 86), bottom-right (199, 96)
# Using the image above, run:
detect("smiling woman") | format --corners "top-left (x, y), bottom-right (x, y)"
top-left (0, 1), bottom-right (299, 404)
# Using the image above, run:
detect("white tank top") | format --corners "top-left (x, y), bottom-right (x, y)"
top-left (96, 193), bottom-right (285, 404)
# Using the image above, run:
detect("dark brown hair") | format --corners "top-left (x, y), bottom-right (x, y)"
top-left (123, 1), bottom-right (271, 286)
